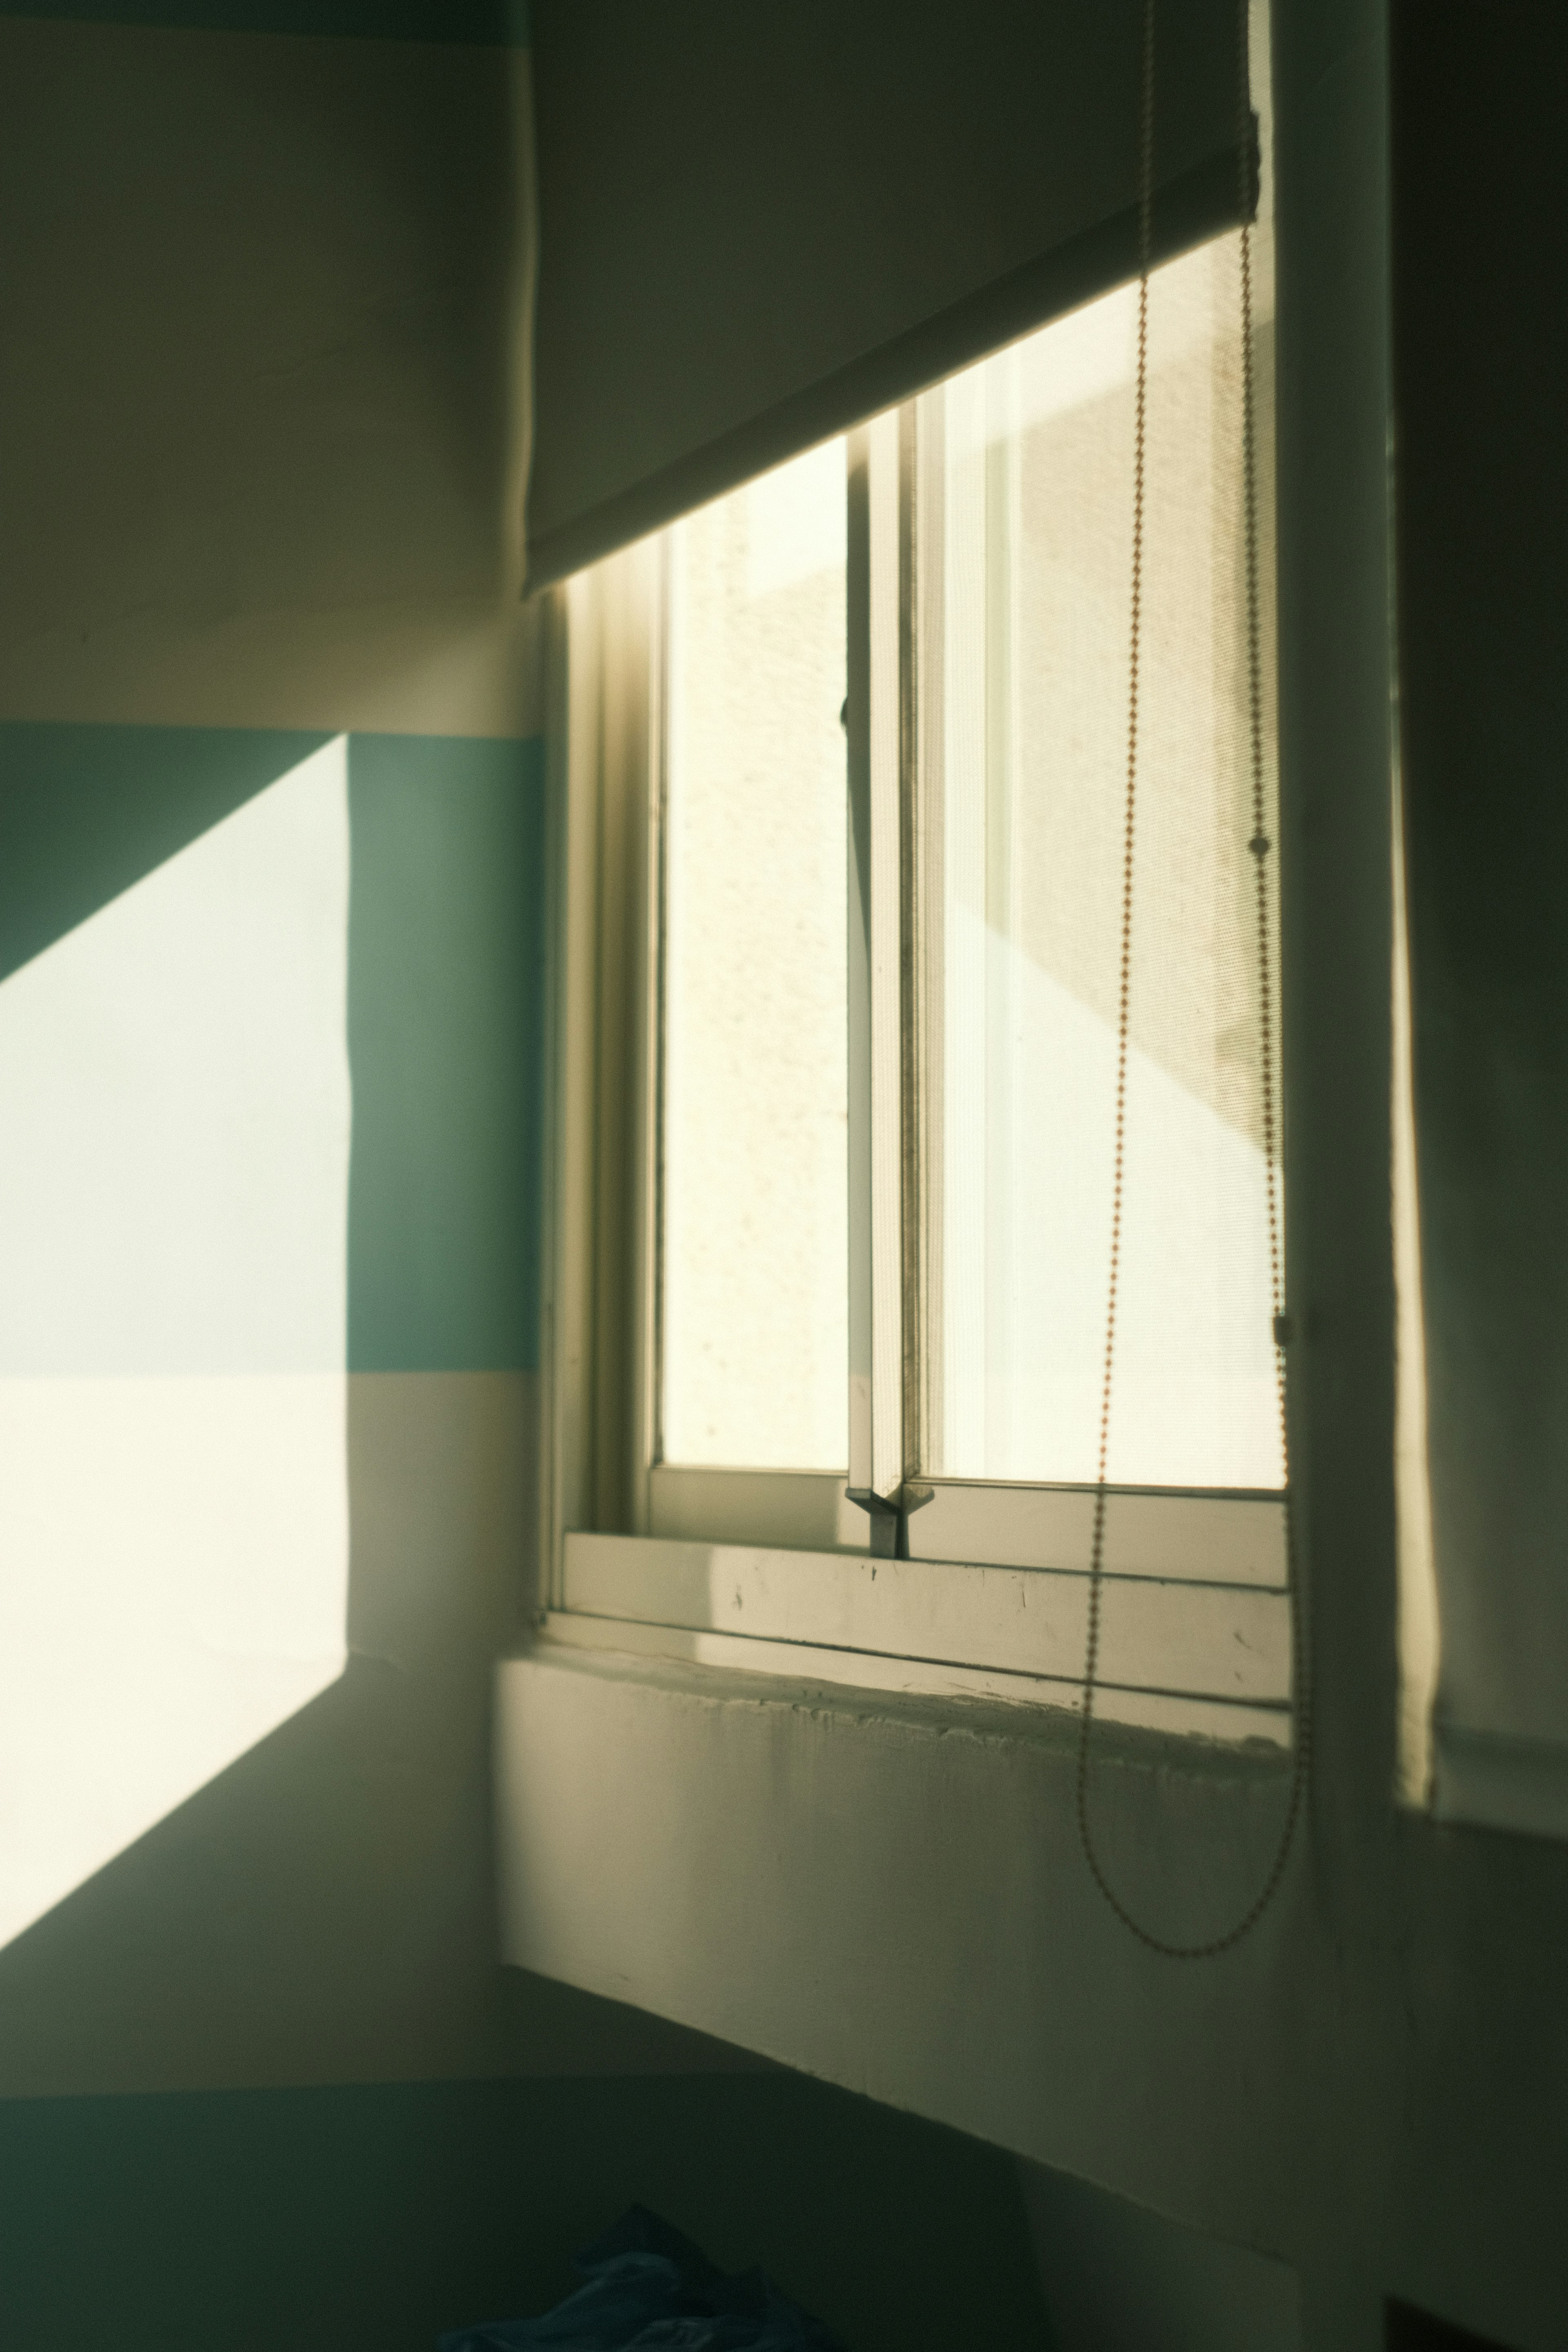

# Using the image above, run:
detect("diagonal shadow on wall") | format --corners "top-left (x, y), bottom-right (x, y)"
top-left (0, 720), bottom-right (696, 2093)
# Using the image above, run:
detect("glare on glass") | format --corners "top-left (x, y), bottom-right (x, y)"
top-left (916, 234), bottom-right (1283, 1491)
top-left (660, 438), bottom-right (849, 1470)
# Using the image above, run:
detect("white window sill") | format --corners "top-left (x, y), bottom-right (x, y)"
top-left (494, 1634), bottom-right (1295, 2147)
top-left (550, 1523), bottom-right (1291, 1748)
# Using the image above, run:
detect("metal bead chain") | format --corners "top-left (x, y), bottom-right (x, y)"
top-left (1075, 0), bottom-right (1312, 1958)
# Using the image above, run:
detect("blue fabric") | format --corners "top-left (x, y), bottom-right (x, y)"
top-left (440, 2207), bottom-right (844, 2352)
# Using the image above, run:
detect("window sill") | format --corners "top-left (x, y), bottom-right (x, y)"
top-left (552, 1526), bottom-right (1291, 1747)
top-left (494, 1634), bottom-right (1294, 2147)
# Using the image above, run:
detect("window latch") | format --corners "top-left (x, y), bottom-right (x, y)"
top-left (846, 1482), bottom-right (933, 1519)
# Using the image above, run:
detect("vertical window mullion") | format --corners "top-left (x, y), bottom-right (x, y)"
top-left (913, 390), bottom-right (948, 1489)
top-left (897, 401), bottom-right (926, 1499)
top-left (846, 420), bottom-right (905, 1533)
top-left (845, 431), bottom-right (872, 1508)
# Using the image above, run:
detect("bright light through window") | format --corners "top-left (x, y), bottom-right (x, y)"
top-left (655, 238), bottom-right (1280, 1498)
top-left (918, 234), bottom-right (1282, 1489)
top-left (661, 439), bottom-right (849, 1472)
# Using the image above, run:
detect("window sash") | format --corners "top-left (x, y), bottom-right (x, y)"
top-left (539, 364), bottom-right (1292, 1739)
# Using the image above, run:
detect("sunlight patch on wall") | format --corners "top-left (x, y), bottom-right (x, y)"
top-left (0, 738), bottom-right (350, 1948)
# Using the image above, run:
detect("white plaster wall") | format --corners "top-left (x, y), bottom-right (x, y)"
top-left (1019, 2162), bottom-right (1302, 2352)
top-left (0, 13), bottom-right (539, 740)
top-left (497, 1645), bottom-right (1310, 2230)
top-left (0, 11), bottom-right (747, 2097)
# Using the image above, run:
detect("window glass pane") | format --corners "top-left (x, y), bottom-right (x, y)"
top-left (918, 235), bottom-right (1283, 1490)
top-left (661, 440), bottom-right (849, 1470)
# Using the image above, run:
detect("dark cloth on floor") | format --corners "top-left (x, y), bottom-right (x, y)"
top-left (439, 2203), bottom-right (846, 2352)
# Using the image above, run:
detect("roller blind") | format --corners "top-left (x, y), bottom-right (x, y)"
top-left (526, 0), bottom-right (1254, 586)
top-left (1393, 2), bottom-right (1568, 1838)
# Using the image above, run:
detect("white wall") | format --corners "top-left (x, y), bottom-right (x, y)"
top-left (1019, 2163), bottom-right (1302, 2352)
top-left (0, 9), bottom-right (748, 2096)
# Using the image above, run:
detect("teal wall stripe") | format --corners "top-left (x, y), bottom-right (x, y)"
top-left (0, 721), bottom-right (329, 988)
top-left (0, 719), bottom-right (546, 1376)
top-left (0, 2), bottom-right (530, 42)
top-left (347, 732), bottom-right (545, 1376)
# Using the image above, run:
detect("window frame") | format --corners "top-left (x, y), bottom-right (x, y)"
top-left (535, 355), bottom-right (1294, 1750)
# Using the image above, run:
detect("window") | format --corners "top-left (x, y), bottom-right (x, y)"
top-left (540, 224), bottom-right (1290, 1749)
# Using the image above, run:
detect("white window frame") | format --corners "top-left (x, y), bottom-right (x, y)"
top-left (535, 374), bottom-right (1292, 1751)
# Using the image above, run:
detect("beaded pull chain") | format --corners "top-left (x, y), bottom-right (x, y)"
top-left (1074, 0), bottom-right (1312, 1958)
